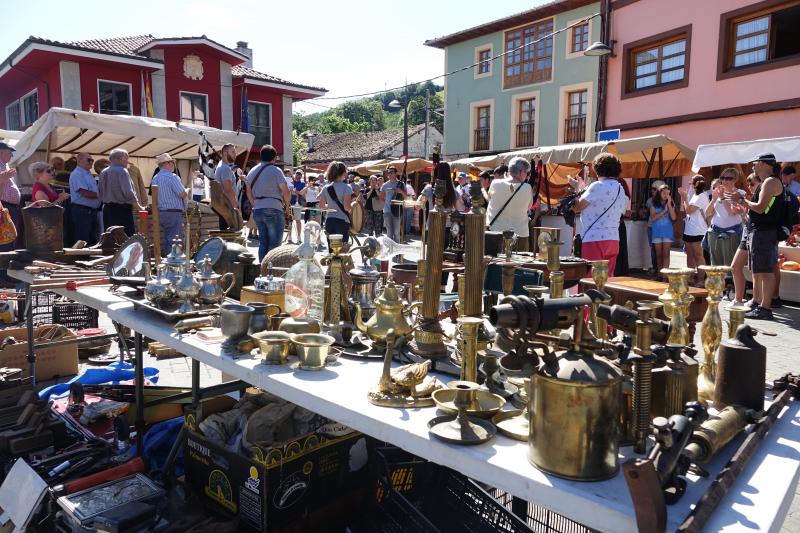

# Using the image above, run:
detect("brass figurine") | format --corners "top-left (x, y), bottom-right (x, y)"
top-left (697, 265), bottom-right (730, 405)
top-left (368, 329), bottom-right (441, 407)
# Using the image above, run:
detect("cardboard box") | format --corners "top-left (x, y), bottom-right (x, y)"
top-left (183, 404), bottom-right (371, 532)
top-left (0, 327), bottom-right (78, 381)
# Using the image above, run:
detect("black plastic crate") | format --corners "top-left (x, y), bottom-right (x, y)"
top-left (30, 291), bottom-right (56, 326)
top-left (52, 301), bottom-right (99, 330)
top-left (485, 486), bottom-right (595, 533)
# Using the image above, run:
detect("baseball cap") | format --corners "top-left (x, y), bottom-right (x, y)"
top-left (651, 180), bottom-right (666, 189)
top-left (749, 152), bottom-right (777, 163)
top-left (0, 142), bottom-right (15, 152)
top-left (781, 166), bottom-right (796, 175)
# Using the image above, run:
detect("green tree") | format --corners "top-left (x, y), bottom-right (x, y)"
top-left (292, 130), bottom-right (306, 166)
top-left (407, 92), bottom-right (444, 132)
top-left (339, 100), bottom-right (385, 131)
top-left (318, 113), bottom-right (370, 134)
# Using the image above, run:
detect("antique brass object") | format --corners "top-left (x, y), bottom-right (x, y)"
top-left (457, 316), bottom-right (482, 383)
top-left (650, 344), bottom-right (699, 419)
top-left (254, 331), bottom-right (291, 365)
top-left (432, 385), bottom-right (505, 419)
top-left (493, 378), bottom-right (530, 441)
top-left (368, 330), bottom-right (441, 407)
top-left (630, 304), bottom-right (659, 454)
top-left (278, 316), bottom-right (321, 355)
top-left (714, 325), bottom-right (766, 411)
top-left (220, 303), bottom-right (254, 354)
top-left (196, 255), bottom-right (235, 305)
top-left (727, 305), bottom-right (749, 338)
top-left (590, 260), bottom-right (611, 340)
top-left (322, 234), bottom-right (348, 325)
top-left (428, 381), bottom-right (496, 445)
top-left (548, 271), bottom-right (565, 303)
top-left (545, 241), bottom-right (562, 272)
top-left (697, 265), bottom-right (730, 405)
top-left (523, 285), bottom-right (549, 298)
top-left (658, 268), bottom-right (695, 345)
top-left (354, 277), bottom-right (417, 349)
top-left (684, 405), bottom-right (749, 464)
top-left (533, 227), bottom-right (560, 261)
top-left (292, 333), bottom-right (336, 370)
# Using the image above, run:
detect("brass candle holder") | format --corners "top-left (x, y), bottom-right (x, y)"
top-left (457, 316), bottom-right (482, 383)
top-left (492, 377), bottom-right (531, 441)
top-left (590, 260), bottom-right (611, 340)
top-left (428, 381), bottom-right (496, 445)
top-left (533, 227), bottom-right (560, 262)
top-left (546, 241), bottom-right (564, 299)
top-left (658, 268), bottom-right (695, 346)
top-left (322, 234), bottom-right (347, 326)
top-left (697, 265), bottom-right (730, 405)
top-left (727, 304), bottom-right (749, 338)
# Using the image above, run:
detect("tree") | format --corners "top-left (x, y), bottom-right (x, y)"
top-left (407, 91), bottom-right (444, 132)
top-left (318, 113), bottom-right (370, 134)
top-left (292, 130), bottom-right (306, 166)
top-left (339, 100), bottom-right (385, 131)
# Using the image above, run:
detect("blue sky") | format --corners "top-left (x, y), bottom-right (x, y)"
top-left (0, 0), bottom-right (545, 114)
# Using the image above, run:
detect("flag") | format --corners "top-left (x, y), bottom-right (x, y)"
top-left (140, 71), bottom-right (154, 118)
top-left (240, 85), bottom-right (249, 132)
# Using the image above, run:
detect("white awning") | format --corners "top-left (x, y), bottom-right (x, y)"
top-left (692, 136), bottom-right (800, 171)
top-left (0, 129), bottom-right (24, 146)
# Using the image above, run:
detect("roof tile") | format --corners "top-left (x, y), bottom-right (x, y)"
top-left (301, 124), bottom-right (429, 163)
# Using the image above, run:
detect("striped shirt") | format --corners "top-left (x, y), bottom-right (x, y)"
top-left (99, 163), bottom-right (138, 205)
top-left (0, 161), bottom-right (21, 205)
top-left (151, 169), bottom-right (187, 211)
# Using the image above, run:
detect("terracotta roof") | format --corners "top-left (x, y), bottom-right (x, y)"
top-left (424, 0), bottom-right (597, 49)
top-left (69, 35), bottom-right (156, 57)
top-left (301, 124), bottom-right (430, 163)
top-left (232, 65), bottom-right (325, 93)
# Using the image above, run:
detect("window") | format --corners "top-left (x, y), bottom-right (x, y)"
top-left (504, 19), bottom-right (553, 89)
top-left (474, 106), bottom-right (491, 151)
top-left (622, 26), bottom-right (692, 97)
top-left (478, 49), bottom-right (491, 75)
top-left (248, 102), bottom-right (271, 147)
top-left (720, 1), bottom-right (800, 76)
top-left (516, 98), bottom-right (536, 147)
top-left (180, 92), bottom-right (208, 125)
top-left (564, 90), bottom-right (587, 144)
top-left (98, 81), bottom-right (131, 115)
top-left (4, 90), bottom-right (38, 130)
top-left (572, 22), bottom-right (589, 53)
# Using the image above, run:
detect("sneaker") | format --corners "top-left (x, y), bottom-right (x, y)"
top-left (771, 298), bottom-right (783, 309)
top-left (744, 306), bottom-right (773, 320)
top-left (727, 300), bottom-right (745, 308)
top-left (744, 300), bottom-right (759, 310)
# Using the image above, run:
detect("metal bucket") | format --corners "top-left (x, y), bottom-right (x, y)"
top-left (23, 200), bottom-right (63, 252)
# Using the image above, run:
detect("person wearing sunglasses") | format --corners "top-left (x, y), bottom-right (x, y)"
top-left (69, 152), bottom-right (101, 245)
top-left (703, 167), bottom-right (745, 268)
top-left (30, 161), bottom-right (69, 205)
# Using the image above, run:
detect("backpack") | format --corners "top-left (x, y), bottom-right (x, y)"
top-left (778, 186), bottom-right (800, 241)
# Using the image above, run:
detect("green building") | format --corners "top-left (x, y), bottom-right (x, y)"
top-left (425, 0), bottom-right (602, 159)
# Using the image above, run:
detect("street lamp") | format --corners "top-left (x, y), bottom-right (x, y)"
top-left (584, 41), bottom-right (614, 57)
top-left (388, 98), bottom-right (409, 158)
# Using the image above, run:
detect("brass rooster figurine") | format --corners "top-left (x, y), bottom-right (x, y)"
top-left (368, 329), bottom-right (442, 407)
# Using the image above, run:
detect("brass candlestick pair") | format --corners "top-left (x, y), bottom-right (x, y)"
top-left (697, 265), bottom-right (730, 405)
top-left (659, 268), bottom-right (695, 345)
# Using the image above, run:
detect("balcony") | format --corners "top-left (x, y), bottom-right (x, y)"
top-left (564, 116), bottom-right (586, 144)
top-left (516, 122), bottom-right (536, 148)
top-left (474, 127), bottom-right (490, 151)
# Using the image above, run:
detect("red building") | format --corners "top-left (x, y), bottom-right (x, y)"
top-left (0, 35), bottom-right (325, 161)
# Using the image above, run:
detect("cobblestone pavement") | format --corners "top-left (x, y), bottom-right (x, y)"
top-left (86, 248), bottom-right (799, 530)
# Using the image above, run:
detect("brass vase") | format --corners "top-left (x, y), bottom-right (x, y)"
top-left (697, 265), bottom-right (730, 405)
top-left (658, 268), bottom-right (695, 346)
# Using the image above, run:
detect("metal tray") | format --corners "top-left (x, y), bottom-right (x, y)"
top-left (114, 287), bottom-right (224, 320)
top-left (56, 473), bottom-right (164, 525)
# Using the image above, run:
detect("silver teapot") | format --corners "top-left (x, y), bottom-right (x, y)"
top-left (175, 262), bottom-right (201, 313)
top-left (196, 255), bottom-right (235, 305)
top-left (162, 236), bottom-right (187, 287)
top-left (144, 264), bottom-right (176, 307)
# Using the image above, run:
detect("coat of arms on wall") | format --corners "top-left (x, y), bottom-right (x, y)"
top-left (183, 54), bottom-right (204, 80)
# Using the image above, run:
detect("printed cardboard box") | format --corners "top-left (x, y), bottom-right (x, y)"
top-left (0, 327), bottom-right (78, 380)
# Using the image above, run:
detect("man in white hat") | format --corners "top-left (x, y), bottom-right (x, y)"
top-left (151, 153), bottom-right (187, 255)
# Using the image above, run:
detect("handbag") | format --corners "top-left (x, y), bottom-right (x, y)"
top-left (0, 206), bottom-right (17, 245)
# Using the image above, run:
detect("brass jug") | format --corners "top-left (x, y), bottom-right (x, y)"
top-left (354, 278), bottom-right (418, 347)
top-left (529, 347), bottom-right (622, 481)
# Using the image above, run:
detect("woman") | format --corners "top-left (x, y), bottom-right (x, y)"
top-left (191, 171), bottom-right (205, 202)
top-left (679, 175), bottom-right (710, 286)
top-left (649, 184), bottom-right (676, 275)
top-left (30, 162), bottom-right (69, 204)
top-left (704, 167), bottom-right (745, 267)
top-left (318, 161), bottom-right (352, 250)
top-left (728, 173), bottom-right (761, 306)
top-left (364, 175), bottom-right (384, 237)
top-left (304, 176), bottom-right (321, 225)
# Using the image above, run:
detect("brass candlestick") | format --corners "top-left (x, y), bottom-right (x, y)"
top-left (546, 241), bottom-right (564, 298)
top-left (502, 230), bottom-right (516, 261)
top-left (457, 317), bottom-right (482, 383)
top-left (658, 268), bottom-right (695, 346)
top-left (533, 227), bottom-right (560, 261)
top-left (697, 265), bottom-right (730, 405)
top-left (727, 304), bottom-right (749, 338)
top-left (590, 260), bottom-right (611, 340)
top-left (323, 235), bottom-right (347, 326)
top-left (415, 258), bottom-right (426, 303)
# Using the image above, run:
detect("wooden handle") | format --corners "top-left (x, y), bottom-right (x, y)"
top-left (151, 185), bottom-right (162, 260)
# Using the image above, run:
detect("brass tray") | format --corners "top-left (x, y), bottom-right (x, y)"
top-left (113, 287), bottom-right (225, 320)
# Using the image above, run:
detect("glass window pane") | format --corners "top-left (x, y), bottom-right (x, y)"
top-left (661, 40), bottom-right (685, 57)
top-left (635, 75), bottom-right (658, 88)
top-left (736, 16), bottom-right (769, 37)
top-left (734, 49), bottom-right (767, 67)
top-left (636, 62), bottom-right (658, 76)
top-left (735, 33), bottom-right (768, 52)
top-left (636, 48), bottom-right (659, 64)
top-left (661, 68), bottom-right (685, 83)
top-left (661, 55), bottom-right (685, 70)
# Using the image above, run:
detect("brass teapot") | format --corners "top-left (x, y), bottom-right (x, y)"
top-left (354, 277), bottom-right (418, 347)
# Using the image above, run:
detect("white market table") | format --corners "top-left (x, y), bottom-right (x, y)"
top-left (10, 269), bottom-right (800, 532)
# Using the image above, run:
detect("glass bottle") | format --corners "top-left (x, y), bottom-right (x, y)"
top-left (284, 225), bottom-right (325, 322)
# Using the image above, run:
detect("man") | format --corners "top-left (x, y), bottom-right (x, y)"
top-left (781, 166), bottom-right (800, 197)
top-left (215, 143), bottom-right (239, 230)
top-left (404, 180), bottom-right (416, 234)
top-left (456, 172), bottom-right (471, 212)
top-left (379, 166), bottom-right (404, 243)
top-left (69, 152), bottom-right (101, 245)
top-left (737, 153), bottom-right (784, 320)
top-left (246, 145), bottom-right (291, 261)
top-left (485, 157), bottom-right (534, 251)
top-left (151, 153), bottom-right (187, 254)
top-left (99, 148), bottom-right (140, 236)
top-left (289, 169), bottom-right (306, 243)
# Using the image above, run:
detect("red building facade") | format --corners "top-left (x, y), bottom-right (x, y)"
top-left (0, 35), bottom-right (325, 160)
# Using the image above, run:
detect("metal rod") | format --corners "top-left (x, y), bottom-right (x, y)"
top-left (191, 359), bottom-right (200, 408)
top-left (25, 282), bottom-right (35, 385)
top-left (134, 332), bottom-right (144, 457)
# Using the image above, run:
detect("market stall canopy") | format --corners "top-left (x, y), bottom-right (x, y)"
top-left (10, 107), bottom-right (254, 168)
top-left (0, 129), bottom-right (23, 146)
top-left (385, 157), bottom-right (433, 174)
top-left (692, 136), bottom-right (800, 171)
top-left (449, 154), bottom-right (501, 173)
top-left (350, 159), bottom-right (390, 176)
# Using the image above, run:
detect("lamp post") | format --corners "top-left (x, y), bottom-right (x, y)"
top-left (388, 97), bottom-right (409, 158)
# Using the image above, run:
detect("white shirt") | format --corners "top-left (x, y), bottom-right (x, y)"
top-left (684, 192), bottom-right (710, 236)
top-left (305, 185), bottom-right (319, 203)
top-left (486, 177), bottom-right (533, 237)
top-left (710, 188), bottom-right (745, 228)
top-left (578, 179), bottom-right (627, 243)
top-left (192, 176), bottom-right (204, 196)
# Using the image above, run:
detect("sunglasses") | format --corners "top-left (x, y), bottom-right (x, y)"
top-left (722, 176), bottom-right (736, 181)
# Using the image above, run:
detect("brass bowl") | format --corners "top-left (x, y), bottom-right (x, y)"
top-left (291, 333), bottom-right (336, 370)
top-left (254, 331), bottom-right (291, 365)
top-left (498, 352), bottom-right (538, 378)
top-left (431, 388), bottom-right (506, 419)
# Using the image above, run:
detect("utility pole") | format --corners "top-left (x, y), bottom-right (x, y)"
top-left (424, 89), bottom-right (430, 158)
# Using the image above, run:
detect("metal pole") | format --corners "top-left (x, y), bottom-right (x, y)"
top-left (134, 332), bottom-right (145, 456)
top-left (25, 283), bottom-right (35, 385)
top-left (192, 359), bottom-right (200, 408)
top-left (402, 101), bottom-right (409, 157)
top-left (424, 89), bottom-right (430, 158)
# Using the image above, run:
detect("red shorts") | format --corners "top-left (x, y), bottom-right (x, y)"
top-left (581, 239), bottom-right (620, 274)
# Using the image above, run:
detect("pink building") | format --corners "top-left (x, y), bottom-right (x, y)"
top-left (602, 0), bottom-right (800, 153)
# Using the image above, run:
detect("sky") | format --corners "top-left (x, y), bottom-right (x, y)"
top-left (0, 0), bottom-right (545, 115)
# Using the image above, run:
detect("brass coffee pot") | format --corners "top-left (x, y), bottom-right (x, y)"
top-left (354, 277), bottom-right (418, 348)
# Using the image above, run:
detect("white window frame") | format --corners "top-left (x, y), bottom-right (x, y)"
top-left (5, 101), bottom-right (21, 131)
top-left (179, 91), bottom-right (209, 126)
top-left (557, 81), bottom-right (593, 145)
top-left (97, 79), bottom-right (133, 115)
top-left (4, 88), bottom-right (38, 130)
top-left (247, 100), bottom-right (272, 147)
top-left (509, 90), bottom-right (540, 150)
top-left (474, 42), bottom-right (494, 79)
top-left (469, 98), bottom-right (494, 153)
top-left (565, 18), bottom-right (593, 59)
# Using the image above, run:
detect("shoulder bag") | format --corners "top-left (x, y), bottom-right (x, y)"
top-left (0, 202), bottom-right (17, 246)
top-left (325, 184), bottom-right (351, 225)
top-left (574, 182), bottom-right (621, 257)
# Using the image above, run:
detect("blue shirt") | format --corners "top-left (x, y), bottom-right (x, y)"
top-left (151, 169), bottom-right (187, 211)
top-left (69, 166), bottom-right (100, 209)
top-left (214, 161), bottom-right (235, 184)
top-left (291, 180), bottom-right (305, 206)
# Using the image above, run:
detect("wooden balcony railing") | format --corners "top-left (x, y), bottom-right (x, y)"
top-left (564, 116), bottom-right (586, 144)
top-left (516, 122), bottom-right (536, 148)
top-left (474, 128), bottom-right (490, 151)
